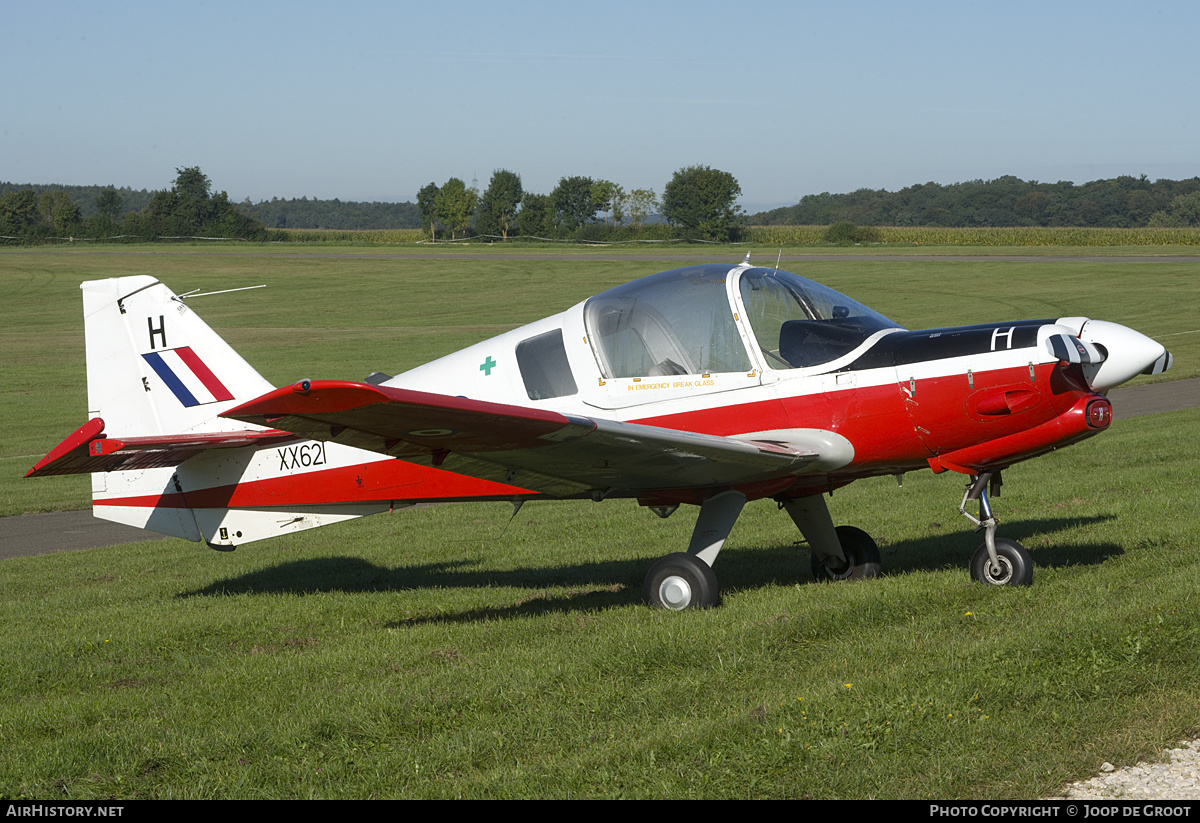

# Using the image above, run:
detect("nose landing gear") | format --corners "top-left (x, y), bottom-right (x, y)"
top-left (959, 471), bottom-right (1033, 587)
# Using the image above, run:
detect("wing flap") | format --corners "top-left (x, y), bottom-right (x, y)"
top-left (223, 380), bottom-right (825, 496)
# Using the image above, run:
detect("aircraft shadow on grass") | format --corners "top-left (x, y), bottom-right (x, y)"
top-left (177, 514), bottom-right (1122, 624)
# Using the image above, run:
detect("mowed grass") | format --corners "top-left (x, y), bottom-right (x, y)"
top-left (1, 245), bottom-right (1199, 798)
top-left (2, 414), bottom-right (1199, 799)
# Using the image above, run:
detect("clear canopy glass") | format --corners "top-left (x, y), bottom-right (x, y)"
top-left (584, 266), bottom-right (751, 379)
top-left (583, 265), bottom-right (902, 379)
top-left (737, 268), bottom-right (902, 368)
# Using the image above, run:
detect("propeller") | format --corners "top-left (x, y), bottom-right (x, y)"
top-left (1049, 317), bottom-right (1172, 391)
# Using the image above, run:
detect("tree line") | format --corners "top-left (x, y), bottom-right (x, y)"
top-left (749, 175), bottom-right (1200, 228)
top-left (1, 168), bottom-right (267, 242)
top-left (246, 197), bottom-right (420, 230)
top-left (416, 165), bottom-right (744, 242)
top-left (10, 168), bottom-right (1200, 246)
top-left (0, 164), bottom-right (746, 243)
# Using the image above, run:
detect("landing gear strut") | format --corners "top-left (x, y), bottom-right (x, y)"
top-left (783, 495), bottom-right (881, 582)
top-left (959, 471), bottom-right (1032, 587)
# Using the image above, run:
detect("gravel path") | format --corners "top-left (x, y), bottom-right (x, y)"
top-left (1053, 740), bottom-right (1200, 799)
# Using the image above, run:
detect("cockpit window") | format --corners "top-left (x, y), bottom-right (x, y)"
top-left (584, 266), bottom-right (751, 379)
top-left (739, 269), bottom-right (902, 369)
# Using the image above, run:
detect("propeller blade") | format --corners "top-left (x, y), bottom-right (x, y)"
top-left (1075, 319), bottom-right (1172, 391)
top-left (1044, 332), bottom-right (1104, 365)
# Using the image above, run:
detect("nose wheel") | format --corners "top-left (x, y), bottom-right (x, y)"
top-left (959, 471), bottom-right (1034, 587)
top-left (970, 537), bottom-right (1033, 587)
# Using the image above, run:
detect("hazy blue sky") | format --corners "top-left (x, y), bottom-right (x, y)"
top-left (5, 0), bottom-right (1198, 211)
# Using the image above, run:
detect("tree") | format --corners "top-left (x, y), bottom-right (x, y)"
top-left (434, 177), bottom-right (477, 239)
top-left (173, 166), bottom-right (212, 201)
top-left (0, 189), bottom-right (39, 237)
top-left (549, 176), bottom-right (600, 231)
top-left (171, 167), bottom-right (215, 233)
top-left (475, 169), bottom-right (523, 239)
top-left (661, 165), bottom-right (744, 241)
top-left (416, 182), bottom-right (439, 239)
top-left (38, 190), bottom-right (82, 235)
top-left (95, 187), bottom-right (123, 223)
top-left (591, 179), bottom-right (619, 227)
top-left (609, 183), bottom-right (626, 228)
top-left (626, 188), bottom-right (659, 229)
top-left (124, 166), bottom-right (267, 240)
top-left (518, 192), bottom-right (550, 238)
top-left (1149, 191), bottom-right (1200, 227)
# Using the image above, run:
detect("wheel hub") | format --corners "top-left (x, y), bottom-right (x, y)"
top-left (986, 557), bottom-right (1014, 585)
top-left (658, 575), bottom-right (693, 610)
top-left (821, 556), bottom-right (852, 580)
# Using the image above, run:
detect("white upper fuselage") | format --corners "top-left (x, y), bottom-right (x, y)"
top-left (389, 262), bottom-right (901, 427)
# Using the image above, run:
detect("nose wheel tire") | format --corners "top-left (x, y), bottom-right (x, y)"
top-left (644, 553), bottom-right (720, 610)
top-left (811, 525), bottom-right (882, 581)
top-left (970, 538), bottom-right (1033, 587)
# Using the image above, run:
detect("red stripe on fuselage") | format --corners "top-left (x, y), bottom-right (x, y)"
top-left (99, 362), bottom-right (1095, 512)
top-left (97, 459), bottom-right (537, 510)
top-left (631, 361), bottom-right (1090, 477)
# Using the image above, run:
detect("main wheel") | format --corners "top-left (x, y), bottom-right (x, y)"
top-left (811, 525), bottom-right (882, 581)
top-left (970, 538), bottom-right (1033, 587)
top-left (643, 552), bottom-right (720, 610)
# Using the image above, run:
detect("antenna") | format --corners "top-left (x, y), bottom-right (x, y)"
top-left (175, 284), bottom-right (266, 301)
top-left (775, 249), bottom-right (782, 272)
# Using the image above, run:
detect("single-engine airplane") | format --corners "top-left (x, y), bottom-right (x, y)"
top-left (28, 258), bottom-right (1172, 608)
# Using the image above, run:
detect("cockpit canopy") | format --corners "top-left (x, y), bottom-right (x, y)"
top-left (585, 267), bottom-right (751, 378)
top-left (737, 267), bottom-right (901, 369)
top-left (583, 265), bottom-right (901, 379)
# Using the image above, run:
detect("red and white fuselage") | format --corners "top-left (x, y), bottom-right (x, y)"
top-left (30, 262), bottom-right (1171, 563)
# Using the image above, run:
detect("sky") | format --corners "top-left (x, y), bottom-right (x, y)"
top-left (5, 0), bottom-right (1199, 213)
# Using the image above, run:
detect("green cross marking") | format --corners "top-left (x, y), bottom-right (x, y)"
top-left (480, 355), bottom-right (496, 376)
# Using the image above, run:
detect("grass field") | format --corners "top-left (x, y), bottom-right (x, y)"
top-left (2, 245), bottom-right (1198, 798)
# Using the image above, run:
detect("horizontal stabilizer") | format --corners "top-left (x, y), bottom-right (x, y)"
top-left (26, 416), bottom-right (295, 478)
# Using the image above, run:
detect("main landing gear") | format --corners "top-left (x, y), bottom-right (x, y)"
top-left (640, 470), bottom-right (1034, 610)
top-left (641, 490), bottom-right (882, 610)
top-left (811, 525), bottom-right (881, 581)
top-left (642, 489), bottom-right (744, 609)
top-left (781, 495), bottom-right (881, 584)
top-left (643, 553), bottom-right (720, 610)
top-left (959, 471), bottom-right (1033, 587)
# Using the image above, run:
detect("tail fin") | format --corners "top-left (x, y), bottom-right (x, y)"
top-left (33, 277), bottom-right (396, 549)
top-left (83, 276), bottom-right (273, 436)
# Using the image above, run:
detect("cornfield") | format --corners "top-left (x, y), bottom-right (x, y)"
top-left (742, 225), bottom-right (1200, 246)
top-left (270, 228), bottom-right (426, 243)
top-left (268, 225), bottom-right (1200, 247)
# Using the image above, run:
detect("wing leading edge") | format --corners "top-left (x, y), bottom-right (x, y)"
top-left (223, 380), bottom-right (844, 497)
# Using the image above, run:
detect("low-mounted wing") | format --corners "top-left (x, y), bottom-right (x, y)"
top-left (224, 380), bottom-right (828, 497)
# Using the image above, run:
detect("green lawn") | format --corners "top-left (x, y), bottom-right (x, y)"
top-left (2, 245), bottom-right (1197, 798)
